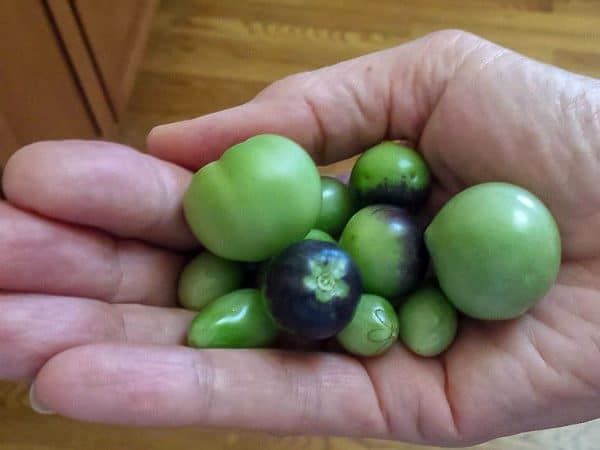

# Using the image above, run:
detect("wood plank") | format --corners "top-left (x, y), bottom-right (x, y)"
top-left (553, 48), bottom-right (600, 76)
top-left (141, 2), bottom-right (600, 83)
top-left (552, 0), bottom-right (600, 14)
top-left (186, 0), bottom-right (600, 36)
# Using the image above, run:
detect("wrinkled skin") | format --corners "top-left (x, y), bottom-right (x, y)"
top-left (1, 30), bottom-right (600, 447)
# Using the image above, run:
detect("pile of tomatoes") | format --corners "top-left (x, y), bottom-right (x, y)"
top-left (178, 134), bottom-right (561, 358)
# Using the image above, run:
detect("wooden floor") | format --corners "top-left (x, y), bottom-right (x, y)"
top-left (3, 0), bottom-right (600, 449)
top-left (117, 0), bottom-right (600, 152)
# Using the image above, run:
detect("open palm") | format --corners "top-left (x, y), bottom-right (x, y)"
top-left (2, 30), bottom-right (599, 447)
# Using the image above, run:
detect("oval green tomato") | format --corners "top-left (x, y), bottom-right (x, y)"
top-left (397, 285), bottom-right (458, 357)
top-left (183, 134), bottom-right (322, 262)
top-left (336, 294), bottom-right (399, 357)
top-left (178, 251), bottom-right (245, 311)
top-left (314, 176), bottom-right (354, 237)
top-left (425, 182), bottom-right (561, 320)
top-left (187, 288), bottom-right (279, 348)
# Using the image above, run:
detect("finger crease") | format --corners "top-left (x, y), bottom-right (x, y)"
top-left (303, 96), bottom-right (328, 164)
top-left (415, 390), bottom-right (427, 443)
top-left (140, 156), bottom-right (170, 236)
top-left (440, 354), bottom-right (461, 438)
top-left (119, 310), bottom-right (131, 343)
top-left (192, 352), bottom-right (216, 419)
top-left (355, 357), bottom-right (393, 438)
top-left (108, 239), bottom-right (125, 303)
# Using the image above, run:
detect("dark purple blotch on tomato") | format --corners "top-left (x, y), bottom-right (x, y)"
top-left (353, 178), bottom-right (431, 211)
top-left (376, 205), bottom-right (429, 297)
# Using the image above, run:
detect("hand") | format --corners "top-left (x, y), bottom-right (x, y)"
top-left (2, 29), bottom-right (599, 447)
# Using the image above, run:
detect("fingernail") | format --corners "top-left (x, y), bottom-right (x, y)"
top-left (148, 121), bottom-right (180, 142)
top-left (29, 382), bottom-right (54, 415)
top-left (146, 124), bottom-right (176, 155)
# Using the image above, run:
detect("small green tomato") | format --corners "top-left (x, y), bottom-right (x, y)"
top-left (350, 141), bottom-right (431, 210)
top-left (178, 251), bottom-right (245, 311)
top-left (314, 176), bottom-right (354, 237)
top-left (397, 286), bottom-right (458, 357)
top-left (337, 294), bottom-right (399, 357)
top-left (187, 288), bottom-right (279, 348)
top-left (339, 205), bottom-right (428, 301)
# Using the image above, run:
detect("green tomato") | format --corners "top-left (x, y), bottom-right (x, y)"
top-left (339, 205), bottom-right (428, 301)
top-left (183, 134), bottom-right (322, 262)
top-left (350, 141), bottom-right (430, 210)
top-left (304, 228), bottom-right (336, 243)
top-left (314, 176), bottom-right (354, 237)
top-left (397, 285), bottom-right (458, 357)
top-left (425, 182), bottom-right (561, 320)
top-left (336, 294), bottom-right (399, 357)
top-left (187, 288), bottom-right (279, 348)
top-left (178, 251), bottom-right (245, 311)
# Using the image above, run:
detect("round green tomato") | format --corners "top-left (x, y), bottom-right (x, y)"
top-left (397, 285), bottom-right (458, 357)
top-left (187, 288), bottom-right (279, 348)
top-left (178, 251), bottom-right (245, 311)
top-left (314, 176), bottom-right (354, 237)
top-left (350, 141), bottom-right (430, 210)
top-left (425, 182), bottom-right (561, 320)
top-left (183, 134), bottom-right (322, 262)
top-left (339, 205), bottom-right (428, 300)
top-left (304, 228), bottom-right (336, 243)
top-left (336, 294), bottom-right (399, 357)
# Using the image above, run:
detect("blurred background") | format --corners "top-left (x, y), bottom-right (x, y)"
top-left (1, 0), bottom-right (600, 449)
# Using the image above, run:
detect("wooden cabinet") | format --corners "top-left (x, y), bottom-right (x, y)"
top-left (0, 0), bottom-right (157, 166)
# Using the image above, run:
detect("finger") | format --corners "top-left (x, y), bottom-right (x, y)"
top-left (147, 30), bottom-right (483, 169)
top-left (2, 140), bottom-right (198, 251)
top-left (0, 293), bottom-right (194, 381)
top-left (0, 202), bottom-right (185, 305)
top-left (32, 343), bottom-right (393, 439)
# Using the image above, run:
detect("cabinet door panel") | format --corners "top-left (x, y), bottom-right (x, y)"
top-left (47, 0), bottom-right (117, 138)
top-left (0, 0), bottom-right (97, 164)
top-left (74, 0), bottom-right (159, 117)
